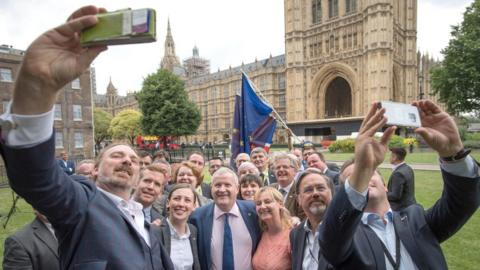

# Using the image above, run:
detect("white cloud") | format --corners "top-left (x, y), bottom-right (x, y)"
top-left (1, 0), bottom-right (474, 95)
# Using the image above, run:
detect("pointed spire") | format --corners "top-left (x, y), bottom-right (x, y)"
top-left (160, 18), bottom-right (181, 71)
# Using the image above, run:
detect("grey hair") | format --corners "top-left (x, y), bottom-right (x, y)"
top-left (237, 161), bottom-right (260, 175)
top-left (273, 153), bottom-right (298, 170)
top-left (212, 167), bottom-right (239, 185)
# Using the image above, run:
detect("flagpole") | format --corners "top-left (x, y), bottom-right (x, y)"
top-left (241, 71), bottom-right (302, 145)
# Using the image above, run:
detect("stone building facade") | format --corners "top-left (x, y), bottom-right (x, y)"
top-left (93, 78), bottom-right (138, 117)
top-left (0, 45), bottom-right (95, 159)
top-left (95, 0), bottom-right (439, 144)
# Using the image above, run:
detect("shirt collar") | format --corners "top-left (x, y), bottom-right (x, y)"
top-left (166, 217), bottom-right (191, 239)
top-left (392, 162), bottom-right (405, 171)
top-left (280, 180), bottom-right (294, 194)
top-left (214, 201), bottom-right (241, 220)
top-left (97, 186), bottom-right (143, 212)
top-left (303, 219), bottom-right (322, 234)
top-left (361, 209), bottom-right (394, 226)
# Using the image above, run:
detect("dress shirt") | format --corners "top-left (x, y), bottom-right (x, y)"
top-left (42, 220), bottom-right (57, 240)
top-left (211, 203), bottom-right (252, 270)
top-left (391, 162), bottom-right (405, 171)
top-left (166, 218), bottom-right (193, 270)
top-left (143, 206), bottom-right (152, 223)
top-left (361, 210), bottom-right (418, 270)
top-left (302, 220), bottom-right (321, 270)
top-left (98, 187), bottom-right (150, 246)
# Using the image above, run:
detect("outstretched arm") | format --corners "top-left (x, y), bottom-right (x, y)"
top-left (12, 5), bottom-right (107, 116)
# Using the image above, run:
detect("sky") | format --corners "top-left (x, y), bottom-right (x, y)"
top-left (0, 0), bottom-right (474, 95)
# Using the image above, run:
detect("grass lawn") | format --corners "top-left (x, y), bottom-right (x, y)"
top-left (326, 150), bottom-right (480, 165)
top-left (1, 170), bottom-right (479, 269)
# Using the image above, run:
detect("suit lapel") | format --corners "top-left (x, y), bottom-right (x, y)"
top-left (361, 223), bottom-right (387, 269)
top-left (203, 204), bottom-right (214, 266)
top-left (32, 218), bottom-right (59, 258)
top-left (393, 212), bottom-right (427, 270)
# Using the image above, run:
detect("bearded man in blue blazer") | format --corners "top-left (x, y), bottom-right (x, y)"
top-left (190, 167), bottom-right (261, 270)
top-left (0, 6), bottom-right (172, 270)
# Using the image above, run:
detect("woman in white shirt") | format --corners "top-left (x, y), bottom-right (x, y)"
top-left (158, 184), bottom-right (201, 270)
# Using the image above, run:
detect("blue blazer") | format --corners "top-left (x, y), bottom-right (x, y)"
top-left (57, 158), bottom-right (75, 175)
top-left (189, 200), bottom-right (261, 270)
top-left (1, 135), bottom-right (173, 270)
top-left (319, 168), bottom-right (480, 270)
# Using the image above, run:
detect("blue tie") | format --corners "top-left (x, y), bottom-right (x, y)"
top-left (222, 213), bottom-right (234, 270)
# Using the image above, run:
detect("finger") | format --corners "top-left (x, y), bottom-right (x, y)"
top-left (414, 127), bottom-right (433, 144)
top-left (362, 107), bottom-right (386, 135)
top-left (67, 5), bottom-right (100, 21)
top-left (55, 15), bottom-right (98, 37)
top-left (78, 46), bottom-right (108, 70)
top-left (380, 126), bottom-right (396, 146)
top-left (360, 102), bottom-right (380, 131)
top-left (364, 114), bottom-right (387, 137)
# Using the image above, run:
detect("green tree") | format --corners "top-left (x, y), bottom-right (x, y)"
top-left (93, 108), bottom-right (113, 150)
top-left (137, 69), bottom-right (201, 143)
top-left (431, 0), bottom-right (480, 116)
top-left (108, 109), bottom-right (142, 145)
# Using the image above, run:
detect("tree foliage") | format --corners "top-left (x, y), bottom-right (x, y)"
top-left (93, 108), bottom-right (113, 148)
top-left (108, 109), bottom-right (142, 145)
top-left (431, 0), bottom-right (480, 116)
top-left (137, 69), bottom-right (201, 137)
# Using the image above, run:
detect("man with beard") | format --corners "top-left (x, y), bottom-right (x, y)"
top-left (251, 147), bottom-right (276, 185)
top-left (190, 167), bottom-right (261, 270)
top-left (290, 168), bottom-right (334, 270)
top-left (133, 164), bottom-right (166, 224)
top-left (0, 6), bottom-right (172, 270)
top-left (319, 101), bottom-right (479, 270)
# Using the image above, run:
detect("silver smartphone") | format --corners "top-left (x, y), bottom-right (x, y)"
top-left (378, 101), bottom-right (421, 128)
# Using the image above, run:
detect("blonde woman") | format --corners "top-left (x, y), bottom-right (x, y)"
top-left (252, 187), bottom-right (293, 270)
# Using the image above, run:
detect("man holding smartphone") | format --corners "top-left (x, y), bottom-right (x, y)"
top-left (319, 100), bottom-right (479, 270)
top-left (0, 6), bottom-right (172, 270)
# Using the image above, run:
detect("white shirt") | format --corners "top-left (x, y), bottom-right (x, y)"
top-left (98, 187), bottom-right (150, 246)
top-left (166, 218), bottom-right (194, 270)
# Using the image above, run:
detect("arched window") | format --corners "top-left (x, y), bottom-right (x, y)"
top-left (312, 0), bottom-right (322, 24)
top-left (325, 77), bottom-right (352, 118)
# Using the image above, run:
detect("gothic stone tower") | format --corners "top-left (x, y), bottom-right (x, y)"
top-left (284, 0), bottom-right (417, 138)
top-left (160, 19), bottom-right (182, 72)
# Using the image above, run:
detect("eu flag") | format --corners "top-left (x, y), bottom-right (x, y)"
top-left (230, 73), bottom-right (277, 168)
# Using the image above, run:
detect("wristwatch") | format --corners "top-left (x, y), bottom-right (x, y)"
top-left (440, 148), bottom-right (471, 162)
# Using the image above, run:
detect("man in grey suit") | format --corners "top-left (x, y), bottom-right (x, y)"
top-left (3, 213), bottom-right (59, 270)
top-left (290, 169), bottom-right (334, 270)
top-left (387, 147), bottom-right (416, 210)
top-left (0, 6), bottom-right (172, 270)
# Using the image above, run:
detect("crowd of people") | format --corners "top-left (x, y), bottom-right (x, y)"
top-left (1, 5), bottom-right (479, 270)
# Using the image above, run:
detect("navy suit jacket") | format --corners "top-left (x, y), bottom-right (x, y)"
top-left (0, 135), bottom-right (173, 270)
top-left (57, 158), bottom-right (75, 175)
top-left (189, 200), bottom-right (261, 270)
top-left (319, 168), bottom-right (480, 270)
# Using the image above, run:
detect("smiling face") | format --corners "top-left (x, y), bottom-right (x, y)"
top-left (298, 173), bottom-right (332, 220)
top-left (212, 172), bottom-right (239, 212)
top-left (240, 181), bottom-right (260, 200)
top-left (274, 158), bottom-right (296, 188)
top-left (307, 153), bottom-right (327, 171)
top-left (167, 187), bottom-right (196, 223)
top-left (251, 152), bottom-right (268, 171)
top-left (95, 145), bottom-right (140, 195)
top-left (176, 166), bottom-right (198, 188)
top-left (255, 190), bottom-right (282, 224)
top-left (235, 153), bottom-right (250, 168)
top-left (134, 169), bottom-right (165, 208)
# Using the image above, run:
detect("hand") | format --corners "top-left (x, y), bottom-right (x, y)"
top-left (12, 6), bottom-right (107, 115)
top-left (350, 103), bottom-right (396, 192)
top-left (151, 218), bottom-right (163, 226)
top-left (413, 100), bottom-right (463, 157)
top-left (291, 216), bottom-right (301, 227)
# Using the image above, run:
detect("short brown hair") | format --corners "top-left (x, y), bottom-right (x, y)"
top-left (172, 161), bottom-right (203, 187)
top-left (390, 147), bottom-right (407, 161)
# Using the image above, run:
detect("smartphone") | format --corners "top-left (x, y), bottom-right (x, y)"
top-left (378, 101), bottom-right (421, 128)
top-left (80, 8), bottom-right (156, 46)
